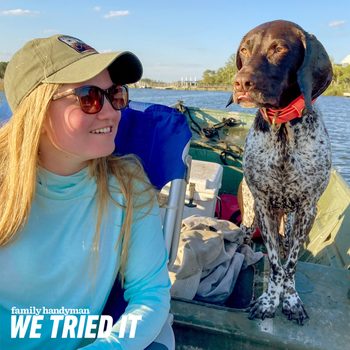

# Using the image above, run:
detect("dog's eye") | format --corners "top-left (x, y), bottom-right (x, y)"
top-left (240, 47), bottom-right (249, 56)
top-left (275, 46), bottom-right (288, 54)
top-left (267, 44), bottom-right (288, 59)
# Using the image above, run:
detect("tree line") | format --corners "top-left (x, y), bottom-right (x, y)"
top-left (0, 62), bottom-right (8, 80)
top-left (198, 54), bottom-right (237, 88)
top-left (199, 54), bottom-right (350, 95)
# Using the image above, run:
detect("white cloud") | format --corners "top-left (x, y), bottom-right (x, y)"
top-left (104, 10), bottom-right (129, 19)
top-left (329, 20), bottom-right (346, 28)
top-left (0, 9), bottom-right (39, 16)
top-left (93, 6), bottom-right (101, 12)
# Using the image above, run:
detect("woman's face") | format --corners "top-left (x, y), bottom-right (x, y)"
top-left (39, 69), bottom-right (121, 175)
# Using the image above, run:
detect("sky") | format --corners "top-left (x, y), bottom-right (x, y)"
top-left (1, 0), bottom-right (350, 82)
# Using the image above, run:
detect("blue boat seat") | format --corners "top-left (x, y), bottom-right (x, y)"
top-left (115, 100), bottom-right (192, 263)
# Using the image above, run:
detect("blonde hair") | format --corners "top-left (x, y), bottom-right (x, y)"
top-left (0, 83), bottom-right (154, 285)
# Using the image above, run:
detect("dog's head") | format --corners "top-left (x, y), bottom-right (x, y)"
top-left (229, 20), bottom-right (332, 112)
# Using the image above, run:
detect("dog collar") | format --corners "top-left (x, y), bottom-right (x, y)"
top-left (260, 95), bottom-right (316, 126)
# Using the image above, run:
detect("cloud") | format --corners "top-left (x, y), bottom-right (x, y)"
top-left (329, 20), bottom-right (346, 28)
top-left (104, 10), bottom-right (129, 19)
top-left (93, 6), bottom-right (101, 12)
top-left (0, 9), bottom-right (39, 16)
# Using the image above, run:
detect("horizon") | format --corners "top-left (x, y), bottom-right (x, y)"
top-left (1, 1), bottom-right (350, 82)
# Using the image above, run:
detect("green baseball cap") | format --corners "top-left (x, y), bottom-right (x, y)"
top-left (4, 34), bottom-right (143, 112)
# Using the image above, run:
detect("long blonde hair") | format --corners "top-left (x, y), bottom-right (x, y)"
top-left (0, 83), bottom-right (154, 284)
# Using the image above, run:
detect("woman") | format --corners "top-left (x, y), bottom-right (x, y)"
top-left (0, 35), bottom-right (171, 349)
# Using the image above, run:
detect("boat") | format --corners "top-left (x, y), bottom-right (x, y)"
top-left (168, 102), bottom-right (350, 350)
top-left (0, 94), bottom-right (349, 349)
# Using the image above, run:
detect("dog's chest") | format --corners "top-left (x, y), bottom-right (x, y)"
top-left (243, 113), bottom-right (331, 208)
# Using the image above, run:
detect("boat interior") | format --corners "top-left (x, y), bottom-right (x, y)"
top-left (116, 101), bottom-right (350, 350)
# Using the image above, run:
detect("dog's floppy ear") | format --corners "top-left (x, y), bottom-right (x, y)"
top-left (226, 41), bottom-right (244, 108)
top-left (297, 31), bottom-right (333, 113)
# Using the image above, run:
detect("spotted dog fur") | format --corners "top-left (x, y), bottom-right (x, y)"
top-left (228, 20), bottom-right (333, 324)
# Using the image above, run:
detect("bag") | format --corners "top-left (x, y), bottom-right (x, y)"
top-left (215, 193), bottom-right (241, 225)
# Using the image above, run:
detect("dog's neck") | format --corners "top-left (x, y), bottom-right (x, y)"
top-left (259, 95), bottom-right (316, 126)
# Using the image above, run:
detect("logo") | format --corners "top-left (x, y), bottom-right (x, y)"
top-left (58, 36), bottom-right (97, 54)
top-left (10, 306), bottom-right (142, 339)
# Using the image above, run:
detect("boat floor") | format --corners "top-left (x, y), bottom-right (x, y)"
top-left (171, 260), bottom-right (350, 350)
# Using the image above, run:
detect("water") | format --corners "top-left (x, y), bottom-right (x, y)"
top-left (1, 89), bottom-right (349, 184)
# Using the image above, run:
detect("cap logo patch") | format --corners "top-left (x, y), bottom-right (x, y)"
top-left (58, 35), bottom-right (97, 54)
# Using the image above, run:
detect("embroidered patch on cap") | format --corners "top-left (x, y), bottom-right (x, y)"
top-left (58, 35), bottom-right (98, 54)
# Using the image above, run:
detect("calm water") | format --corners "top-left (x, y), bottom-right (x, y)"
top-left (1, 89), bottom-right (349, 184)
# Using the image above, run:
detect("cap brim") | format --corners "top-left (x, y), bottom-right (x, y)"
top-left (43, 51), bottom-right (142, 85)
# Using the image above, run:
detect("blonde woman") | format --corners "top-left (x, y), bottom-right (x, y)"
top-left (0, 35), bottom-right (171, 349)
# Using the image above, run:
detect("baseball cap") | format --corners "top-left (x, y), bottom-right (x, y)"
top-left (4, 34), bottom-right (143, 112)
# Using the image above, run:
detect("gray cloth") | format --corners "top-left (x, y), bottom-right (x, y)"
top-left (170, 215), bottom-right (263, 304)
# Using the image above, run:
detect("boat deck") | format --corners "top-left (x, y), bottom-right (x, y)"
top-left (171, 261), bottom-right (350, 350)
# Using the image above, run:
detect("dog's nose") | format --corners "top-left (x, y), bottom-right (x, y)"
top-left (234, 72), bottom-right (256, 91)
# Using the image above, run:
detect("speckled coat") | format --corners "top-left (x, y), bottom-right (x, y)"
top-left (243, 108), bottom-right (331, 322)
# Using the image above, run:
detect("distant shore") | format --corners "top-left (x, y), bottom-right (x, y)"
top-left (134, 85), bottom-right (231, 92)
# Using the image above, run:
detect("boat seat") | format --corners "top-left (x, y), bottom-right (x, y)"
top-left (115, 100), bottom-right (192, 264)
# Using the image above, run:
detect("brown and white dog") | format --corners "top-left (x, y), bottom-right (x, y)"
top-left (227, 20), bottom-right (332, 324)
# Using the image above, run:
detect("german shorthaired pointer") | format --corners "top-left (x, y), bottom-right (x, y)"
top-left (227, 20), bottom-right (333, 324)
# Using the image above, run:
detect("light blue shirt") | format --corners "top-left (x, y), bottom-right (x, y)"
top-left (0, 167), bottom-right (171, 349)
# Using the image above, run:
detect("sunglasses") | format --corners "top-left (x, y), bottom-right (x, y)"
top-left (52, 84), bottom-right (129, 114)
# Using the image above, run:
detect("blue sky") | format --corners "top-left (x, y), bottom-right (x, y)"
top-left (1, 0), bottom-right (350, 82)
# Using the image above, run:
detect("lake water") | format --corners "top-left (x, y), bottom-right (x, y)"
top-left (1, 89), bottom-right (349, 184)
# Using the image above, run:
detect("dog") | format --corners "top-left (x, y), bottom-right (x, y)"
top-left (227, 20), bottom-right (333, 324)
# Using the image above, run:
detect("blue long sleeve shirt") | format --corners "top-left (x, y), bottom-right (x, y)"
top-left (0, 167), bottom-right (171, 349)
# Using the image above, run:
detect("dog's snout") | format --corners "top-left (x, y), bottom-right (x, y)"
top-left (234, 72), bottom-right (256, 92)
